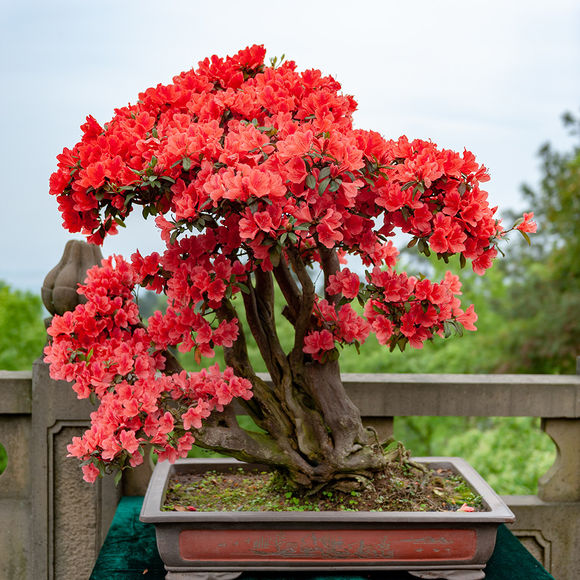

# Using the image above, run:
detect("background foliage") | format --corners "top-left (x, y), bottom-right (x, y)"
top-left (0, 282), bottom-right (46, 371)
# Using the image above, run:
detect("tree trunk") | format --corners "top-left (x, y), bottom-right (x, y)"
top-left (195, 355), bottom-right (387, 491)
top-left (192, 253), bottom-right (388, 491)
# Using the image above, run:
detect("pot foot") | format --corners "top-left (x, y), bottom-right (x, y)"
top-left (409, 570), bottom-right (485, 580)
top-left (165, 573), bottom-right (242, 580)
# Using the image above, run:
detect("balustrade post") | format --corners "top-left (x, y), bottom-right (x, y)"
top-left (31, 240), bottom-right (120, 580)
top-left (538, 418), bottom-right (580, 502)
top-left (538, 361), bottom-right (580, 503)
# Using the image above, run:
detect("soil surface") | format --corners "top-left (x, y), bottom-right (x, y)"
top-left (162, 456), bottom-right (485, 513)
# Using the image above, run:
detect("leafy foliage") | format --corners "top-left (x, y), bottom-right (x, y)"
top-left (395, 417), bottom-right (555, 494)
top-left (0, 281), bottom-right (46, 370)
top-left (489, 111), bottom-right (580, 373)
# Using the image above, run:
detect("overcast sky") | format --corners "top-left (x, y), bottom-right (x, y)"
top-left (1, 0), bottom-right (579, 292)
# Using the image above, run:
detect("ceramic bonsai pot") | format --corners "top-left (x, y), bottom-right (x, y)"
top-left (140, 457), bottom-right (514, 580)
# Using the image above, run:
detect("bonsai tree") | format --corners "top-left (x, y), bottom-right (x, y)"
top-left (45, 46), bottom-right (536, 488)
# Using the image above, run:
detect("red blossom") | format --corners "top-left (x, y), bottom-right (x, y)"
top-left (326, 268), bottom-right (360, 299)
top-left (303, 330), bottom-right (335, 359)
top-left (515, 212), bottom-right (537, 233)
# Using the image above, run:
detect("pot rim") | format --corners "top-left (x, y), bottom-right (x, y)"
top-left (140, 456), bottom-right (515, 525)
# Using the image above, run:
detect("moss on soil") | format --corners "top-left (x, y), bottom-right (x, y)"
top-left (162, 457), bottom-right (484, 513)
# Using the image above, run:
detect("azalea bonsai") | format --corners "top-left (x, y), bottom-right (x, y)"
top-left (45, 45), bottom-right (536, 489)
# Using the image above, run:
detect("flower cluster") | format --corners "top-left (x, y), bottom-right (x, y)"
top-left (46, 45), bottom-right (535, 480)
top-left (304, 265), bottom-right (475, 359)
top-left (44, 256), bottom-right (252, 482)
top-left (49, 45), bottom-right (507, 276)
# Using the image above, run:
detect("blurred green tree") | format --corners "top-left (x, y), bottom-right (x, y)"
top-left (494, 110), bottom-right (580, 373)
top-left (0, 282), bottom-right (46, 370)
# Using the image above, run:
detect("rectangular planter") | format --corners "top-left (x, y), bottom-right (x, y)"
top-left (140, 457), bottom-right (515, 579)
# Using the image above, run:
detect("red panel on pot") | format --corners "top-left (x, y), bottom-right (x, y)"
top-left (179, 528), bottom-right (477, 562)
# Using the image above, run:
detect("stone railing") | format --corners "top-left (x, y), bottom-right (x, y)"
top-left (1, 241), bottom-right (579, 579)
top-left (2, 367), bottom-right (580, 579)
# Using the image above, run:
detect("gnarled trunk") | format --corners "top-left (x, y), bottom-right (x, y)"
top-left (195, 359), bottom-right (388, 490)
top-left (191, 248), bottom-right (388, 490)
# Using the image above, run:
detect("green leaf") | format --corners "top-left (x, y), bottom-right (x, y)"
top-left (319, 166), bottom-right (331, 179)
top-left (328, 178), bottom-right (342, 193)
top-left (114, 469), bottom-right (123, 487)
top-left (269, 246), bottom-right (281, 267)
top-left (443, 321), bottom-right (453, 338)
top-left (460, 254), bottom-right (467, 269)
top-left (318, 177), bottom-right (331, 195)
top-left (169, 229), bottom-right (180, 245)
top-left (305, 174), bottom-right (316, 189)
top-left (123, 192), bottom-right (136, 207)
top-left (327, 348), bottom-right (340, 362)
top-left (519, 230), bottom-right (532, 245)
top-left (412, 183), bottom-right (424, 201)
top-left (397, 336), bottom-right (407, 352)
top-left (182, 157), bottom-right (192, 171)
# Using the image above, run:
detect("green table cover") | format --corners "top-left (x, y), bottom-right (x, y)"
top-left (90, 496), bottom-right (554, 580)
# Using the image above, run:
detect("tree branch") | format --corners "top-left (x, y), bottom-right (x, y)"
top-left (287, 248), bottom-right (316, 367)
top-left (273, 255), bottom-right (302, 325)
top-left (319, 245), bottom-right (341, 305)
top-left (217, 299), bottom-right (274, 423)
top-left (217, 300), bottom-right (256, 379)
top-left (217, 298), bottom-right (296, 443)
top-left (194, 406), bottom-right (290, 466)
top-left (242, 271), bottom-right (289, 384)
top-left (194, 405), bottom-right (317, 485)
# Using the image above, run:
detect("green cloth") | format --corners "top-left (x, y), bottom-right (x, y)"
top-left (90, 497), bottom-right (554, 580)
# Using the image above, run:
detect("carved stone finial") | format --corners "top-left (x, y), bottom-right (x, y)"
top-left (42, 240), bottom-right (103, 316)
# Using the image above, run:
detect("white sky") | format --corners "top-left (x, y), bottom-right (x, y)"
top-left (1, 0), bottom-right (579, 291)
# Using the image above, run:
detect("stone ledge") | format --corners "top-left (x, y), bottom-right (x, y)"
top-left (253, 372), bottom-right (580, 418)
top-left (0, 371), bottom-right (32, 414)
